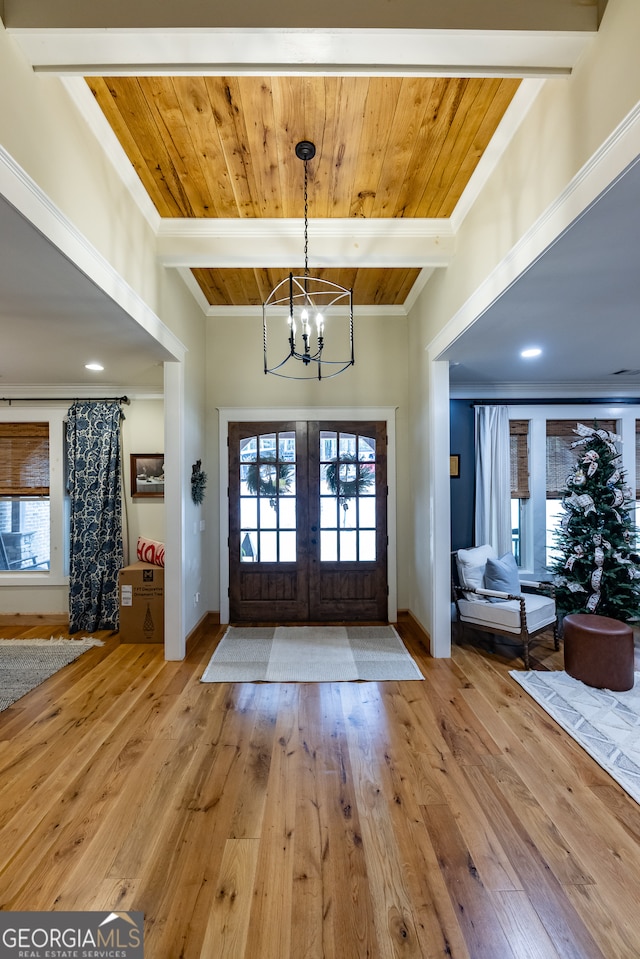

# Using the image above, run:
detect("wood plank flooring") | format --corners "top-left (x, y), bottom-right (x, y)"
top-left (1, 622), bottom-right (639, 958)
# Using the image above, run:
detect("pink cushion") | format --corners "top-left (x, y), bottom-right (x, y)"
top-left (137, 536), bottom-right (165, 567)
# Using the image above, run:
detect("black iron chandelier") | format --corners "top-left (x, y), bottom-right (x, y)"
top-left (262, 140), bottom-right (354, 380)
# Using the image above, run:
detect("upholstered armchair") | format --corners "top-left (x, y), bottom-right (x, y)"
top-left (451, 545), bottom-right (559, 669)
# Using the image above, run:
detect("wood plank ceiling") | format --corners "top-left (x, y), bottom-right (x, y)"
top-left (87, 75), bottom-right (520, 307)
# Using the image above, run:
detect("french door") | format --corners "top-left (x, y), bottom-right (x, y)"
top-left (228, 420), bottom-right (388, 622)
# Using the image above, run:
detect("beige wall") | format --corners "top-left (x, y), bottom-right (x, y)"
top-left (205, 311), bottom-right (411, 613)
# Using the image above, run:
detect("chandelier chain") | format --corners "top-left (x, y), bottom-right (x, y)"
top-left (303, 159), bottom-right (309, 277)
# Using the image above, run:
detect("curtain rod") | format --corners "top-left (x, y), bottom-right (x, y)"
top-left (467, 397), bottom-right (640, 407)
top-left (1, 395), bottom-right (130, 405)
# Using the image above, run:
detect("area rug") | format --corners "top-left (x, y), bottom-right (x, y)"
top-left (201, 625), bottom-right (424, 683)
top-left (510, 669), bottom-right (640, 805)
top-left (0, 637), bottom-right (103, 712)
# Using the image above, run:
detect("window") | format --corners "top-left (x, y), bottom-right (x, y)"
top-left (509, 419), bottom-right (529, 566)
top-left (0, 422), bottom-right (51, 571)
top-left (545, 419), bottom-right (617, 566)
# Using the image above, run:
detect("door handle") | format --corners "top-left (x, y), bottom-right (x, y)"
top-left (311, 525), bottom-right (318, 531)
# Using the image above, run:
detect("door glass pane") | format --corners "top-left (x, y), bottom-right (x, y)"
top-left (240, 464), bottom-right (253, 495)
top-left (359, 530), bottom-right (376, 561)
top-left (238, 429), bottom-right (296, 562)
top-left (358, 435), bottom-right (376, 460)
top-left (320, 431), bottom-right (337, 461)
top-left (259, 497), bottom-right (277, 528)
top-left (279, 531), bottom-right (296, 561)
top-left (240, 497), bottom-right (257, 528)
top-left (320, 496), bottom-right (338, 527)
top-left (320, 530), bottom-right (337, 561)
top-left (339, 502), bottom-right (356, 529)
top-left (240, 530), bottom-right (258, 562)
top-left (358, 496), bottom-right (376, 528)
top-left (259, 433), bottom-right (277, 456)
top-left (340, 530), bottom-right (357, 561)
top-left (278, 431), bottom-right (296, 461)
top-left (279, 498), bottom-right (296, 528)
top-left (261, 531), bottom-right (277, 562)
top-left (319, 463), bottom-right (333, 495)
top-left (240, 437), bottom-right (257, 462)
top-left (339, 433), bottom-right (357, 457)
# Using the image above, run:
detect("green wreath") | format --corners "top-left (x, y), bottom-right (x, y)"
top-left (325, 454), bottom-right (374, 515)
top-left (245, 454), bottom-right (294, 507)
top-left (191, 459), bottom-right (207, 505)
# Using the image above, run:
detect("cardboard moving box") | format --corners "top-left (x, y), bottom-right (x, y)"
top-left (118, 561), bottom-right (164, 643)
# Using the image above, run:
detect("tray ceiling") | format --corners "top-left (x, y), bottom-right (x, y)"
top-left (86, 75), bottom-right (520, 308)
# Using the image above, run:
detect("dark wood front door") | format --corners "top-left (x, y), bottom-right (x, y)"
top-left (228, 420), bottom-right (388, 622)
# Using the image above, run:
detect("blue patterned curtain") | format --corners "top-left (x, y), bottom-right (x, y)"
top-left (67, 402), bottom-right (124, 633)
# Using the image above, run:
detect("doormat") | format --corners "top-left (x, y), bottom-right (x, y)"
top-left (201, 625), bottom-right (424, 683)
top-left (0, 637), bottom-right (103, 712)
top-left (510, 669), bottom-right (640, 805)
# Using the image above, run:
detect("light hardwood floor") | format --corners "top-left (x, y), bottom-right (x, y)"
top-left (1, 620), bottom-right (639, 958)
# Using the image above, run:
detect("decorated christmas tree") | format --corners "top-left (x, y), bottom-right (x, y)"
top-left (550, 422), bottom-right (640, 622)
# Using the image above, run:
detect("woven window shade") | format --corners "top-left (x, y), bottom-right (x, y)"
top-left (636, 420), bottom-right (640, 498)
top-left (546, 419), bottom-right (616, 499)
top-left (510, 419), bottom-right (529, 499)
top-left (0, 423), bottom-right (49, 496)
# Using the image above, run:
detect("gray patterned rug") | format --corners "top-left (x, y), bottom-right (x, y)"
top-left (201, 625), bottom-right (424, 683)
top-left (510, 669), bottom-right (640, 805)
top-left (0, 638), bottom-right (103, 712)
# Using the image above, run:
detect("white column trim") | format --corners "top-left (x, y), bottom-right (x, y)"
top-left (427, 359), bottom-right (452, 658)
top-left (163, 361), bottom-right (185, 659)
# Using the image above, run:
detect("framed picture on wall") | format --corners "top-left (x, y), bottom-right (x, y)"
top-left (131, 453), bottom-right (165, 498)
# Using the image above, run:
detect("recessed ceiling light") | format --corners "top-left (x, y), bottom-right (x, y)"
top-left (520, 348), bottom-right (542, 359)
top-left (85, 362), bottom-right (104, 371)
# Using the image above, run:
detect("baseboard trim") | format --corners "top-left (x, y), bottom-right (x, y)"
top-left (0, 613), bottom-right (69, 626)
top-left (185, 611), bottom-right (220, 654)
top-left (397, 609), bottom-right (432, 657)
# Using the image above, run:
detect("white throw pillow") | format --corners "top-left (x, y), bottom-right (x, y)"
top-left (456, 544), bottom-right (497, 601)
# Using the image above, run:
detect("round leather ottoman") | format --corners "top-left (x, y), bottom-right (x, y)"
top-left (563, 613), bottom-right (634, 691)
